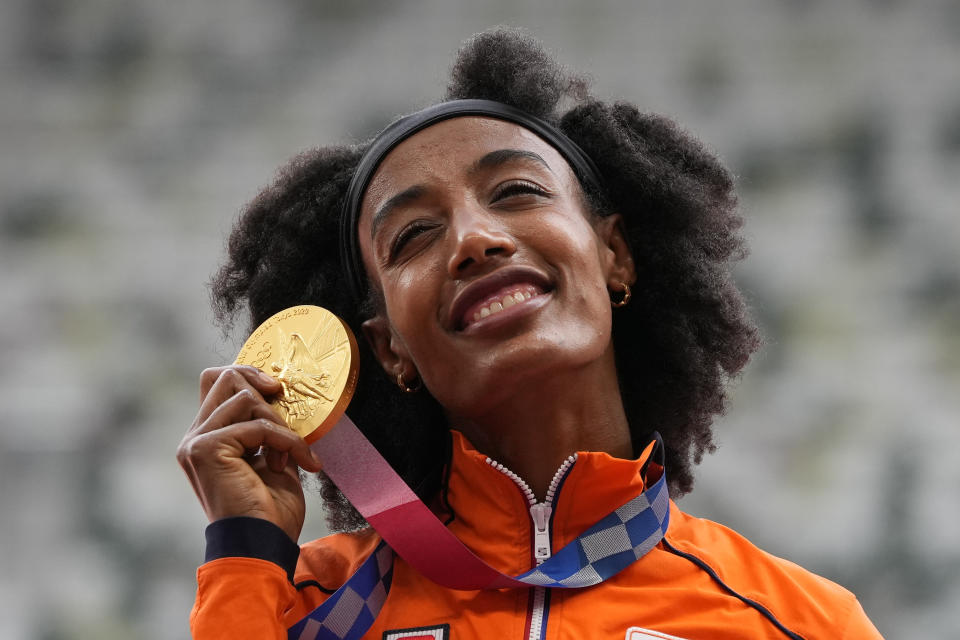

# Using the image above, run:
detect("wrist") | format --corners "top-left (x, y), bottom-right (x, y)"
top-left (204, 516), bottom-right (301, 582)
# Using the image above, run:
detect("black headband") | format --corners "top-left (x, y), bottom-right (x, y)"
top-left (339, 99), bottom-right (603, 302)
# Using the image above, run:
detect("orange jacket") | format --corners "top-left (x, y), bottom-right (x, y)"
top-left (191, 432), bottom-right (882, 639)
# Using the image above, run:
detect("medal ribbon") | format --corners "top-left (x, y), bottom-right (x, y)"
top-left (288, 414), bottom-right (670, 640)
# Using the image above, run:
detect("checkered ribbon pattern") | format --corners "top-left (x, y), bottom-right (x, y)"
top-left (287, 473), bottom-right (670, 640)
top-left (287, 543), bottom-right (394, 640)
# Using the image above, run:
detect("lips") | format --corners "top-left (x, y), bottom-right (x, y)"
top-left (449, 267), bottom-right (552, 331)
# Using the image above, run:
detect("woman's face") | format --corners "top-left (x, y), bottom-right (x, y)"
top-left (358, 117), bottom-right (634, 419)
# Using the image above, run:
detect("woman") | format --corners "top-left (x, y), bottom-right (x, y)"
top-left (178, 29), bottom-right (882, 639)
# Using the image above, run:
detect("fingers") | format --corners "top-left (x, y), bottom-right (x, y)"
top-left (199, 365), bottom-right (280, 412)
top-left (177, 419), bottom-right (322, 510)
top-left (178, 364), bottom-right (315, 536)
top-left (176, 416), bottom-right (313, 531)
top-left (195, 366), bottom-right (281, 429)
top-left (195, 383), bottom-right (320, 472)
top-left (186, 417), bottom-right (320, 473)
top-left (196, 387), bottom-right (279, 436)
top-left (247, 421), bottom-right (320, 472)
top-left (264, 448), bottom-right (290, 474)
top-left (180, 364), bottom-right (321, 475)
top-left (200, 364), bottom-right (277, 399)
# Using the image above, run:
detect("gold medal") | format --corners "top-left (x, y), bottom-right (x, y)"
top-left (235, 305), bottom-right (359, 443)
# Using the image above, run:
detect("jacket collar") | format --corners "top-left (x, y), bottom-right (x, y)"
top-left (439, 430), bottom-right (660, 577)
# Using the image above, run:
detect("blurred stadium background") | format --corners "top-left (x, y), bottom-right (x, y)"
top-left (1, 0), bottom-right (958, 637)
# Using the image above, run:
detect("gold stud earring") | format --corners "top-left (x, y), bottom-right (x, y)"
top-left (610, 282), bottom-right (631, 308)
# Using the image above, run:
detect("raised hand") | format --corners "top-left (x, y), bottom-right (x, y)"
top-left (177, 365), bottom-right (323, 543)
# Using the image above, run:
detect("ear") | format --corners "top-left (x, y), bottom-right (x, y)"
top-left (594, 213), bottom-right (636, 288)
top-left (361, 314), bottom-right (415, 382)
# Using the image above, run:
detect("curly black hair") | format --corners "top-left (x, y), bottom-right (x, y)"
top-left (211, 28), bottom-right (760, 531)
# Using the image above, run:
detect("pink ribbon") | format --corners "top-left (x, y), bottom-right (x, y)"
top-left (310, 413), bottom-right (536, 590)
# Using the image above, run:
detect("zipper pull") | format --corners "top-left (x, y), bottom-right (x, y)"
top-left (530, 503), bottom-right (553, 562)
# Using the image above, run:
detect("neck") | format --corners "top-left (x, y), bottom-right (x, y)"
top-left (449, 348), bottom-right (632, 501)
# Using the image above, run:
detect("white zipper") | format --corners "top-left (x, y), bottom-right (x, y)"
top-left (527, 585), bottom-right (548, 640)
top-left (485, 453), bottom-right (577, 640)
top-left (484, 453), bottom-right (577, 562)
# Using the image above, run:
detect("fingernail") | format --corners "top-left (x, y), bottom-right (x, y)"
top-left (258, 371), bottom-right (277, 385)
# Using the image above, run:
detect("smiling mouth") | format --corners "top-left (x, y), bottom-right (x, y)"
top-left (465, 285), bottom-right (543, 328)
top-left (449, 267), bottom-right (553, 332)
top-left (457, 284), bottom-right (548, 331)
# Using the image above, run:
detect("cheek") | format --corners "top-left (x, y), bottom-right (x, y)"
top-left (380, 269), bottom-right (443, 356)
top-left (386, 262), bottom-right (442, 321)
top-left (547, 224), bottom-right (609, 292)
top-left (550, 226), bottom-right (615, 332)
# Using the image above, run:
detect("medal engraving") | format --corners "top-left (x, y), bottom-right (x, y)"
top-left (235, 305), bottom-right (359, 443)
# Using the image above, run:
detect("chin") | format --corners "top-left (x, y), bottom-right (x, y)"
top-left (433, 328), bottom-right (612, 415)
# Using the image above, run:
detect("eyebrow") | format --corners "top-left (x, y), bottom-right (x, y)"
top-left (469, 148), bottom-right (554, 176)
top-left (369, 148), bottom-right (554, 238)
top-left (371, 184), bottom-right (426, 238)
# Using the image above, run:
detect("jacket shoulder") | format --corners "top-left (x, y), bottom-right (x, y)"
top-left (294, 527), bottom-right (381, 590)
top-left (666, 504), bottom-right (882, 638)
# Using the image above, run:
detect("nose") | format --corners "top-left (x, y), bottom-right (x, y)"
top-left (446, 205), bottom-right (517, 276)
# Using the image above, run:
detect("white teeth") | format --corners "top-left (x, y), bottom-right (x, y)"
top-left (467, 288), bottom-right (540, 326)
